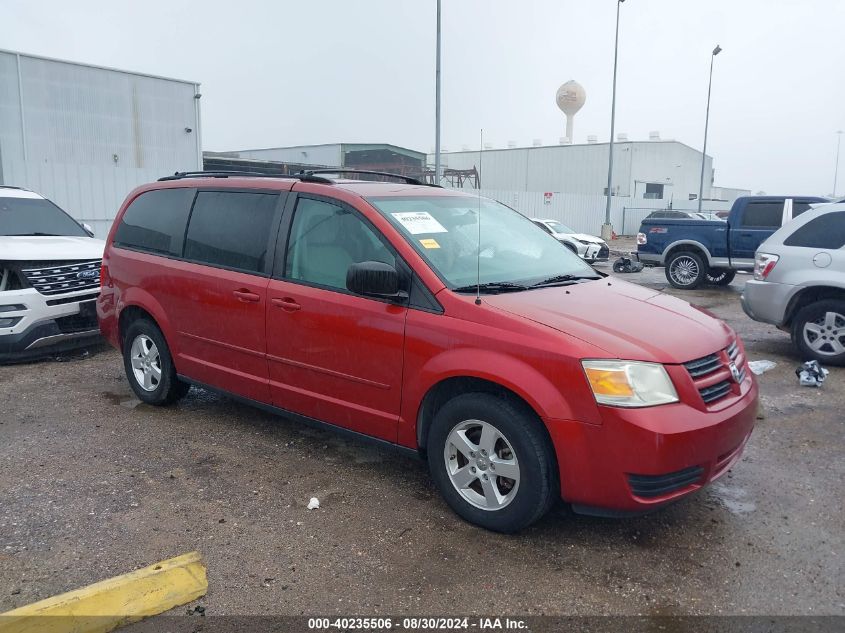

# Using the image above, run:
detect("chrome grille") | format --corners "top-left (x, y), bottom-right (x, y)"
top-left (21, 260), bottom-right (101, 296)
top-left (684, 340), bottom-right (746, 405)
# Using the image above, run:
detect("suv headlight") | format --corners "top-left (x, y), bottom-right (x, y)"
top-left (582, 360), bottom-right (679, 408)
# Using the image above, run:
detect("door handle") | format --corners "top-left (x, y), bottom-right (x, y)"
top-left (271, 297), bottom-right (301, 311)
top-left (233, 289), bottom-right (261, 303)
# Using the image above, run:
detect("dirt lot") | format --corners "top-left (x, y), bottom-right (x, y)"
top-left (1, 264), bottom-right (843, 617)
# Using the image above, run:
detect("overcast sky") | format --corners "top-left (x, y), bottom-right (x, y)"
top-left (4, 0), bottom-right (844, 195)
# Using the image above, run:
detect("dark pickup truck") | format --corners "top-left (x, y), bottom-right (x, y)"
top-left (637, 195), bottom-right (827, 289)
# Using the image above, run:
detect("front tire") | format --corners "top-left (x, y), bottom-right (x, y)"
top-left (427, 393), bottom-right (557, 533)
top-left (791, 300), bottom-right (845, 367)
top-left (123, 318), bottom-right (190, 405)
top-left (665, 251), bottom-right (708, 289)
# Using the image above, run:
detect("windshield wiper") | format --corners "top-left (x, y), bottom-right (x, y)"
top-left (6, 232), bottom-right (63, 237)
top-left (531, 274), bottom-right (600, 288)
top-left (452, 281), bottom-right (530, 294)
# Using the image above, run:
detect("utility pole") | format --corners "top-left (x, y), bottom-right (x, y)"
top-left (602, 0), bottom-right (626, 241)
top-left (698, 44), bottom-right (722, 213)
top-left (434, 0), bottom-right (442, 185)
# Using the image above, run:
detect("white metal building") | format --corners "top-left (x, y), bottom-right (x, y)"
top-left (0, 49), bottom-right (202, 237)
top-left (430, 139), bottom-right (738, 206)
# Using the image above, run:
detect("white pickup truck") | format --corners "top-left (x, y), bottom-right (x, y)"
top-left (0, 186), bottom-right (105, 362)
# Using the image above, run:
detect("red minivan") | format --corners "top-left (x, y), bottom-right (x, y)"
top-left (98, 170), bottom-right (757, 532)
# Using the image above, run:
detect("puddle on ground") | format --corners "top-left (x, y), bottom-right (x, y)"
top-left (100, 391), bottom-right (143, 410)
top-left (708, 481), bottom-right (757, 515)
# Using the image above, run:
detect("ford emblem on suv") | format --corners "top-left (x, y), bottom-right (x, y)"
top-left (77, 269), bottom-right (99, 280)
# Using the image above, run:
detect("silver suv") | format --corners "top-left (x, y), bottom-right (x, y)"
top-left (742, 202), bottom-right (845, 365)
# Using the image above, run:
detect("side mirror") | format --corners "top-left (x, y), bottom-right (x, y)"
top-left (346, 261), bottom-right (405, 300)
top-left (81, 222), bottom-right (94, 237)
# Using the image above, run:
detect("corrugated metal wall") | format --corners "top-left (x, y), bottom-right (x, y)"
top-left (232, 145), bottom-right (343, 167)
top-left (432, 141), bottom-right (715, 203)
top-left (0, 50), bottom-right (201, 237)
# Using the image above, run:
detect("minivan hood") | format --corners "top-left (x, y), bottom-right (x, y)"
top-left (485, 279), bottom-right (733, 364)
top-left (0, 235), bottom-right (105, 261)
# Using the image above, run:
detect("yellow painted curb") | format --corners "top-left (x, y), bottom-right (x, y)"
top-left (0, 551), bottom-right (207, 633)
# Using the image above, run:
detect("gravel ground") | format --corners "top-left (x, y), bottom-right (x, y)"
top-left (1, 265), bottom-right (843, 617)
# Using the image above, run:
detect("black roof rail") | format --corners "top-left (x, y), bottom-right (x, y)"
top-left (300, 169), bottom-right (440, 187)
top-left (157, 170), bottom-right (334, 184)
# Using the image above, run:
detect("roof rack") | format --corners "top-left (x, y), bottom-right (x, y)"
top-left (157, 169), bottom-right (439, 187)
top-left (157, 170), bottom-right (333, 183)
top-left (300, 169), bottom-right (439, 187)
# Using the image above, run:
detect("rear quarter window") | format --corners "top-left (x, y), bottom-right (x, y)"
top-left (741, 201), bottom-right (783, 228)
top-left (184, 191), bottom-right (279, 273)
top-left (783, 212), bottom-right (845, 249)
top-left (113, 188), bottom-right (195, 256)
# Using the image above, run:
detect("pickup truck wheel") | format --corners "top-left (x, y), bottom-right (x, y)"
top-left (706, 269), bottom-right (736, 286)
top-left (427, 393), bottom-right (557, 533)
top-left (791, 300), bottom-right (845, 367)
top-left (123, 319), bottom-right (190, 405)
top-left (666, 251), bottom-right (708, 289)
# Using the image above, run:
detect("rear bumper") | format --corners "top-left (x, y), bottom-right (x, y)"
top-left (546, 374), bottom-right (758, 513)
top-left (636, 251), bottom-right (662, 265)
top-left (741, 279), bottom-right (793, 326)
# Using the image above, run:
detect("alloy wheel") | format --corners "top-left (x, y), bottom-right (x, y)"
top-left (803, 311), bottom-right (845, 357)
top-left (670, 256), bottom-right (700, 286)
top-left (443, 419), bottom-right (520, 511)
top-left (130, 334), bottom-right (162, 392)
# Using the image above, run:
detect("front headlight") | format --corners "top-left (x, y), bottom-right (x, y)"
top-left (581, 360), bottom-right (679, 408)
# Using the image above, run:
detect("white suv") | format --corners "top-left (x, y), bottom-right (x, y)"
top-left (0, 186), bottom-right (105, 361)
top-left (530, 218), bottom-right (610, 263)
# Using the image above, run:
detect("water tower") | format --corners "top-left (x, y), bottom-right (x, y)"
top-left (555, 80), bottom-right (586, 144)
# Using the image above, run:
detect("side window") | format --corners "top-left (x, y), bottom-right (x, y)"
top-left (783, 212), bottom-right (845, 249)
top-left (113, 188), bottom-right (194, 256)
top-left (284, 198), bottom-right (395, 291)
top-left (184, 191), bottom-right (279, 273)
top-left (792, 201), bottom-right (813, 217)
top-left (741, 201), bottom-right (783, 228)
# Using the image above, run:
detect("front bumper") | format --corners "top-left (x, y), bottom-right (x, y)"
top-left (545, 370), bottom-right (758, 514)
top-left (741, 279), bottom-right (794, 327)
top-left (580, 243), bottom-right (610, 262)
top-left (0, 288), bottom-right (101, 362)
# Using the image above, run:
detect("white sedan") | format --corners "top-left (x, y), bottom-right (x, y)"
top-left (530, 218), bottom-right (610, 263)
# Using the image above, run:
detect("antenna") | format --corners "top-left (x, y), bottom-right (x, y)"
top-left (475, 129), bottom-right (483, 305)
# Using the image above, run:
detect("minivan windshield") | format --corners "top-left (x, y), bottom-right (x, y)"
top-left (0, 196), bottom-right (88, 237)
top-left (368, 195), bottom-right (598, 290)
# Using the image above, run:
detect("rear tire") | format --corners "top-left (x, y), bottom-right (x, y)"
top-left (123, 318), bottom-right (190, 405)
top-left (706, 268), bottom-right (736, 286)
top-left (791, 300), bottom-right (845, 367)
top-left (426, 393), bottom-right (557, 533)
top-left (665, 251), bottom-right (708, 289)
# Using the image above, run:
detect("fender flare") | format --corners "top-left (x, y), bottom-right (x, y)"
top-left (662, 240), bottom-right (713, 266)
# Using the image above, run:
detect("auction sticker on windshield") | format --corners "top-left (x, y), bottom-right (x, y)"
top-left (419, 238), bottom-right (440, 249)
top-left (391, 211), bottom-right (448, 235)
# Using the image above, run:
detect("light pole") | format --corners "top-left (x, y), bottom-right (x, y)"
top-left (603, 0), bottom-right (626, 241)
top-left (833, 130), bottom-right (843, 197)
top-left (434, 0), bottom-right (442, 185)
top-left (698, 44), bottom-right (722, 213)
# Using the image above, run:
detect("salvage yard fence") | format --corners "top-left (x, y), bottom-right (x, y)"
top-left (462, 189), bottom-right (733, 236)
